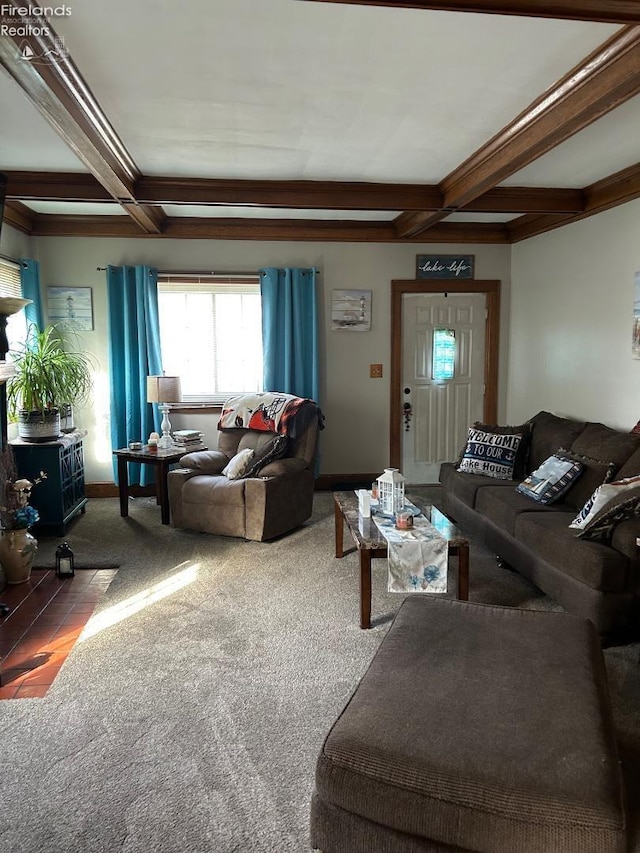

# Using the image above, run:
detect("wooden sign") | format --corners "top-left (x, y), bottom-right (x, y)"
top-left (416, 254), bottom-right (475, 279)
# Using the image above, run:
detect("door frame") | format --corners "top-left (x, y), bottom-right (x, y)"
top-left (390, 279), bottom-right (501, 468)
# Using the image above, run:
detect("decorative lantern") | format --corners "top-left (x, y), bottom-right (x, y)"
top-left (55, 541), bottom-right (75, 578)
top-left (376, 468), bottom-right (405, 516)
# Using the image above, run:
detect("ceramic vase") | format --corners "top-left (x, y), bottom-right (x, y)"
top-left (0, 528), bottom-right (38, 584)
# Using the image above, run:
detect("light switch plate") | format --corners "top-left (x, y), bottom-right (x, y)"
top-left (370, 363), bottom-right (383, 378)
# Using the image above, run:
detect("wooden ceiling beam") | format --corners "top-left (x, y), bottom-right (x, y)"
top-left (464, 186), bottom-right (584, 214)
top-left (441, 26), bottom-right (640, 211)
top-left (167, 182), bottom-right (580, 215)
top-left (398, 25), bottom-right (640, 238)
top-left (6, 171), bottom-right (583, 215)
top-left (395, 187), bottom-right (585, 236)
top-left (3, 171), bottom-right (112, 202)
top-left (506, 213), bottom-right (573, 242)
top-left (297, 1), bottom-right (640, 24)
top-left (0, 17), bottom-right (163, 234)
top-left (507, 161), bottom-right (640, 241)
top-left (135, 177), bottom-right (443, 211)
top-left (395, 209), bottom-right (449, 238)
top-left (162, 217), bottom-right (508, 243)
top-left (3, 201), bottom-right (34, 235)
top-left (584, 161), bottom-right (640, 213)
top-left (27, 213), bottom-right (507, 242)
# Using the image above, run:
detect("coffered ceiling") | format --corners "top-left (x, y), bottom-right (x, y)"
top-left (2, 0), bottom-right (640, 243)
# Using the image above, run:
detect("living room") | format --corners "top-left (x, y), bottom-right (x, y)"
top-left (2, 200), bottom-right (639, 485)
top-left (1, 2), bottom-right (640, 852)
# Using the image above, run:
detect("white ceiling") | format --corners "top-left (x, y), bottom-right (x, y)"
top-left (0, 1), bottom-right (638, 227)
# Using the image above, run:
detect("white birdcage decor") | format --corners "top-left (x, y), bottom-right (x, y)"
top-left (377, 468), bottom-right (405, 515)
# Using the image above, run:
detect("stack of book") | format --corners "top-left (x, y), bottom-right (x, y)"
top-left (173, 429), bottom-right (204, 447)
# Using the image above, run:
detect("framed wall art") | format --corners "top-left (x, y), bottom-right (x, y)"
top-left (416, 254), bottom-right (475, 279)
top-left (331, 289), bottom-right (372, 332)
top-left (47, 286), bottom-right (94, 331)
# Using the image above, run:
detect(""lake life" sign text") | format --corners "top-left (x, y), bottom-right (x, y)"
top-left (416, 254), bottom-right (475, 279)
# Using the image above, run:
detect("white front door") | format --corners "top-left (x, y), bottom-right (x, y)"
top-left (401, 292), bottom-right (487, 484)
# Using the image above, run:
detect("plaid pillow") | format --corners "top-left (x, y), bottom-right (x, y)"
top-left (516, 453), bottom-right (583, 505)
top-left (457, 428), bottom-right (523, 480)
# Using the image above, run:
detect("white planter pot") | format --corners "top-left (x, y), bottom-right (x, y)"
top-left (18, 409), bottom-right (61, 442)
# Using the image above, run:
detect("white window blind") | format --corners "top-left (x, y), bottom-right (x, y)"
top-left (158, 275), bottom-right (263, 404)
top-left (0, 259), bottom-right (28, 355)
top-left (0, 259), bottom-right (21, 297)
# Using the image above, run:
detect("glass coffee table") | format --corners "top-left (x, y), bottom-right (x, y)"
top-left (333, 491), bottom-right (469, 629)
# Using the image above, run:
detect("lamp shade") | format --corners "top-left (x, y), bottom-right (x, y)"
top-left (147, 375), bottom-right (182, 404)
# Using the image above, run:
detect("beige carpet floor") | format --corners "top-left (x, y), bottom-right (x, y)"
top-left (0, 488), bottom-right (637, 852)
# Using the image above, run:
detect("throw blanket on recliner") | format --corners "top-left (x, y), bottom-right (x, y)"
top-left (218, 392), bottom-right (323, 438)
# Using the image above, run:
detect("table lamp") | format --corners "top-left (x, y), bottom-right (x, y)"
top-left (147, 375), bottom-right (182, 449)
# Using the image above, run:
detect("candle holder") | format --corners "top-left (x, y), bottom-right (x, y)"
top-left (55, 541), bottom-right (75, 578)
top-left (376, 468), bottom-right (405, 516)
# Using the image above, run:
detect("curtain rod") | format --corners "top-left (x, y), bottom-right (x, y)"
top-left (96, 267), bottom-right (319, 275)
top-left (96, 267), bottom-right (259, 276)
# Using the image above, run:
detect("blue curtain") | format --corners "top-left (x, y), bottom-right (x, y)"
top-left (19, 259), bottom-right (44, 328)
top-left (260, 267), bottom-right (319, 402)
top-left (107, 265), bottom-right (162, 486)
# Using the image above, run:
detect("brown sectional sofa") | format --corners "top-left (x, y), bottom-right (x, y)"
top-left (439, 410), bottom-right (640, 637)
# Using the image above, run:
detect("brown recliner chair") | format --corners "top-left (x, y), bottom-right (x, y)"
top-left (167, 411), bottom-right (319, 541)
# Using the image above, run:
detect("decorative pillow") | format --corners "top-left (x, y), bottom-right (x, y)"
top-left (456, 422), bottom-right (531, 480)
top-left (516, 453), bottom-right (583, 504)
top-left (569, 474), bottom-right (640, 531)
top-left (222, 448), bottom-right (255, 480)
top-left (242, 435), bottom-right (289, 478)
top-left (457, 428), bottom-right (523, 480)
top-left (556, 448), bottom-right (617, 509)
top-left (576, 485), bottom-right (640, 541)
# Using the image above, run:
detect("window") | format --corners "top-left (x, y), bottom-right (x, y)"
top-left (432, 328), bottom-right (456, 382)
top-left (157, 275), bottom-right (263, 404)
top-left (0, 259), bottom-right (28, 355)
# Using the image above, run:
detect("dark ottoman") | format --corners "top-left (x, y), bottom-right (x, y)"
top-left (310, 597), bottom-right (626, 853)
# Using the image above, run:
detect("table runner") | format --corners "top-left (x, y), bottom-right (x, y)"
top-left (373, 501), bottom-right (448, 593)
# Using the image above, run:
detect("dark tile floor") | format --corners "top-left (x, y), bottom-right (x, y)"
top-left (0, 568), bottom-right (117, 699)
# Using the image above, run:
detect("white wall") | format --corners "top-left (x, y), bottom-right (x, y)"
top-left (33, 236), bottom-right (512, 482)
top-left (509, 199), bottom-right (640, 432)
top-left (0, 222), bottom-right (32, 260)
top-left (11, 201), bottom-right (640, 483)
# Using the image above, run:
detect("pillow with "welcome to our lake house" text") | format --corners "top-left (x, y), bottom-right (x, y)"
top-left (457, 427), bottom-right (523, 480)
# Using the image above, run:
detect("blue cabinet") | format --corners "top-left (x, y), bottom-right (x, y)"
top-left (10, 430), bottom-right (88, 536)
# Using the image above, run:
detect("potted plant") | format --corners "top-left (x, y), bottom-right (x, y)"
top-left (6, 323), bottom-right (93, 442)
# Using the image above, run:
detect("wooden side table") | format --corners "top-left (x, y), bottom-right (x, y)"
top-left (113, 444), bottom-right (207, 525)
